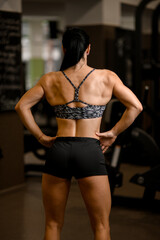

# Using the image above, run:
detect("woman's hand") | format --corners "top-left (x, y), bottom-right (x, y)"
top-left (38, 134), bottom-right (57, 148)
top-left (95, 131), bottom-right (117, 153)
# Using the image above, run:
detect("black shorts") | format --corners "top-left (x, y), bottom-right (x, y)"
top-left (43, 137), bottom-right (108, 180)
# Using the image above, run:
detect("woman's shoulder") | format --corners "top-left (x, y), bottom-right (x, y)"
top-left (42, 71), bottom-right (59, 79)
top-left (95, 68), bottom-right (119, 84)
top-left (38, 71), bottom-right (60, 86)
top-left (95, 68), bottom-right (116, 75)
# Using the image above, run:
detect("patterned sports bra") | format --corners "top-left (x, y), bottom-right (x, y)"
top-left (53, 68), bottom-right (106, 119)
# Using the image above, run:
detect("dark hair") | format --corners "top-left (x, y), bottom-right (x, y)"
top-left (60, 27), bottom-right (90, 71)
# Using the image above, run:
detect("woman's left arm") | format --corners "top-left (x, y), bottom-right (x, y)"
top-left (15, 76), bottom-right (56, 147)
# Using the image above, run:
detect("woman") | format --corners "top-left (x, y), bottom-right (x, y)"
top-left (15, 27), bottom-right (143, 240)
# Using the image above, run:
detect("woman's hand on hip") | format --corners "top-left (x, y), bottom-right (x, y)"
top-left (38, 134), bottom-right (57, 148)
top-left (95, 131), bottom-right (117, 153)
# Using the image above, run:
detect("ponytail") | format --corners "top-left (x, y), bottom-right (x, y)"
top-left (60, 27), bottom-right (90, 71)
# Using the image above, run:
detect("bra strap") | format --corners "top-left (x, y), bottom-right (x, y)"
top-left (78, 68), bottom-right (95, 89)
top-left (62, 68), bottom-right (95, 101)
top-left (62, 71), bottom-right (77, 89)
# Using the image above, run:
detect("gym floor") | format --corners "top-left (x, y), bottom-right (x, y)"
top-left (0, 153), bottom-right (160, 240)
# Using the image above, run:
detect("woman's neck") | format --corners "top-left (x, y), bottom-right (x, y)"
top-left (69, 57), bottom-right (87, 72)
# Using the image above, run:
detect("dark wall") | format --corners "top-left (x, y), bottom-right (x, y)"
top-left (0, 10), bottom-right (24, 191)
top-left (0, 112), bottom-right (24, 190)
top-left (70, 25), bottom-right (116, 69)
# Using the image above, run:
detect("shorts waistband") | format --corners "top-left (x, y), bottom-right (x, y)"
top-left (55, 136), bottom-right (100, 143)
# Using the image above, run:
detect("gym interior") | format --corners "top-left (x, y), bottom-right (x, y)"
top-left (0, 0), bottom-right (160, 239)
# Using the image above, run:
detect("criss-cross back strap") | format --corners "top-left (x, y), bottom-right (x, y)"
top-left (62, 68), bottom-right (95, 102)
top-left (77, 68), bottom-right (95, 89)
top-left (62, 71), bottom-right (77, 90)
top-left (62, 68), bottom-right (95, 90)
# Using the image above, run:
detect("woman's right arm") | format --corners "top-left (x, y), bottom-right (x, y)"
top-left (96, 71), bottom-right (143, 153)
top-left (15, 75), bottom-right (56, 147)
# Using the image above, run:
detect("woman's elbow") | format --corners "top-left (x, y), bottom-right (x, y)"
top-left (129, 103), bottom-right (143, 116)
top-left (138, 103), bottom-right (143, 113)
top-left (15, 102), bottom-right (24, 113)
top-left (15, 103), bottom-right (20, 112)
top-left (135, 102), bottom-right (143, 115)
top-left (15, 101), bottom-right (21, 111)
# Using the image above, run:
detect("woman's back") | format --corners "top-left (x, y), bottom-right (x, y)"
top-left (42, 66), bottom-right (114, 138)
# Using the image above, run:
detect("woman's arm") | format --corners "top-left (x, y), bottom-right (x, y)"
top-left (96, 71), bottom-right (143, 153)
top-left (110, 72), bottom-right (143, 136)
top-left (15, 76), bottom-right (56, 147)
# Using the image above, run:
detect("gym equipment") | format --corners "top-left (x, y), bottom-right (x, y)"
top-left (104, 0), bottom-right (160, 201)
top-left (104, 92), bottom-right (160, 201)
top-left (135, 0), bottom-right (160, 143)
top-left (126, 127), bottom-right (160, 201)
top-left (132, 0), bottom-right (160, 197)
top-left (103, 99), bottom-right (125, 194)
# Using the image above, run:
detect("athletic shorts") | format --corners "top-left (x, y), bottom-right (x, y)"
top-left (43, 137), bottom-right (108, 180)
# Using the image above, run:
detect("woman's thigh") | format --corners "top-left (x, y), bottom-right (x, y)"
top-left (77, 175), bottom-right (111, 230)
top-left (42, 173), bottom-right (71, 226)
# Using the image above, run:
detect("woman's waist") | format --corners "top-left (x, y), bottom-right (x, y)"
top-left (56, 131), bottom-right (99, 140)
top-left (55, 136), bottom-right (100, 144)
top-left (56, 127), bottom-right (100, 140)
top-left (56, 118), bottom-right (101, 136)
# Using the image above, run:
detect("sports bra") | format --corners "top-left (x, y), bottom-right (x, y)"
top-left (53, 68), bottom-right (106, 119)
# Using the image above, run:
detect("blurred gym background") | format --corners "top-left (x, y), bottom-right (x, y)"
top-left (0, 0), bottom-right (160, 240)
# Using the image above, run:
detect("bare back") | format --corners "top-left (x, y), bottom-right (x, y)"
top-left (41, 66), bottom-right (114, 139)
